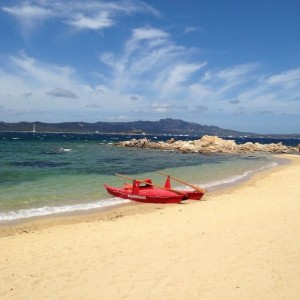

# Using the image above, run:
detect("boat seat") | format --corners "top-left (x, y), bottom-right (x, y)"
top-left (123, 183), bottom-right (133, 190)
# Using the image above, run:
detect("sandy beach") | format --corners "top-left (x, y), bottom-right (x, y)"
top-left (1, 154), bottom-right (300, 300)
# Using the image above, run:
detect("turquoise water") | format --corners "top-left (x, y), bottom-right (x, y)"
top-left (0, 132), bottom-right (289, 222)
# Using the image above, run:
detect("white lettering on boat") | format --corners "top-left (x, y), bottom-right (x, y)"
top-left (128, 194), bottom-right (147, 200)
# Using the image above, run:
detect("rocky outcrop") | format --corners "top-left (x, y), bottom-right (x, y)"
top-left (115, 135), bottom-right (297, 154)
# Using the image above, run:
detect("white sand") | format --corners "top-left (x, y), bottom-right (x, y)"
top-left (1, 154), bottom-right (300, 300)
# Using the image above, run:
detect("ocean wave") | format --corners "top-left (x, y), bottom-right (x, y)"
top-left (0, 198), bottom-right (130, 222)
top-left (202, 161), bottom-right (278, 189)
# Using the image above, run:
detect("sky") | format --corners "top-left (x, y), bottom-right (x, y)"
top-left (0, 0), bottom-right (300, 134)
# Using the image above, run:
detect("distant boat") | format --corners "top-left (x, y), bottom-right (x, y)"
top-left (59, 148), bottom-right (72, 152)
top-left (32, 123), bottom-right (36, 132)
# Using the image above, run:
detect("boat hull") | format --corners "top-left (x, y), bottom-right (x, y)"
top-left (180, 190), bottom-right (205, 200)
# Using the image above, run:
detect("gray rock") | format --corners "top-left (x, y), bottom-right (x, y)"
top-left (115, 135), bottom-right (297, 154)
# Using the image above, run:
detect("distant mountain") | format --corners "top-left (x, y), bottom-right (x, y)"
top-left (0, 118), bottom-right (299, 138)
top-left (0, 119), bottom-right (247, 136)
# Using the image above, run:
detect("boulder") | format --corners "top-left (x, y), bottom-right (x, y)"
top-left (115, 135), bottom-right (296, 154)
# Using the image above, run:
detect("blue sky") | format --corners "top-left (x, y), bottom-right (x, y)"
top-left (0, 0), bottom-right (299, 134)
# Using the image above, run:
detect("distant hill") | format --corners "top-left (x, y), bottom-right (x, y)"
top-left (0, 118), bottom-right (299, 138)
top-left (0, 118), bottom-right (250, 137)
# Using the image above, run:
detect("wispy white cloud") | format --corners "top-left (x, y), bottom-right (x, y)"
top-left (201, 63), bottom-right (259, 95)
top-left (160, 62), bottom-right (206, 93)
top-left (235, 67), bottom-right (300, 113)
top-left (67, 12), bottom-right (115, 30)
top-left (151, 102), bottom-right (171, 113)
top-left (2, 2), bottom-right (51, 35)
top-left (9, 53), bottom-right (76, 88)
top-left (100, 26), bottom-right (205, 99)
top-left (2, 3), bottom-right (50, 19)
top-left (266, 68), bottom-right (300, 88)
top-left (203, 63), bottom-right (258, 82)
top-left (108, 115), bottom-right (129, 121)
top-left (184, 26), bottom-right (202, 33)
top-left (132, 27), bottom-right (169, 40)
top-left (2, 0), bottom-right (160, 34)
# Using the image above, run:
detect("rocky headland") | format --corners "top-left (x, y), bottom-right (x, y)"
top-left (115, 135), bottom-right (297, 154)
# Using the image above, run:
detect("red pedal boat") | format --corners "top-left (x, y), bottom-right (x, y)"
top-left (104, 178), bottom-right (184, 204)
top-left (104, 173), bottom-right (207, 204)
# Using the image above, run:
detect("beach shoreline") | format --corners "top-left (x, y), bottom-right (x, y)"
top-left (1, 154), bottom-right (300, 299)
top-left (0, 154), bottom-right (289, 235)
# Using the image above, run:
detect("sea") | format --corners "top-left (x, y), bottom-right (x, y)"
top-left (0, 132), bottom-right (299, 223)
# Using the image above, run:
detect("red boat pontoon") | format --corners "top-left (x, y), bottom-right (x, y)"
top-left (162, 175), bottom-right (206, 200)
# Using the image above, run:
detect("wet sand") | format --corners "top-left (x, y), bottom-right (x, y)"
top-left (1, 154), bottom-right (300, 300)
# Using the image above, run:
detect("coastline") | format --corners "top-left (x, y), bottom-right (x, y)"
top-left (1, 154), bottom-right (300, 299)
top-left (0, 153), bottom-right (288, 234)
top-left (0, 132), bottom-right (295, 223)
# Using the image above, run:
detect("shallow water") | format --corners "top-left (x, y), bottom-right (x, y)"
top-left (0, 132), bottom-right (293, 221)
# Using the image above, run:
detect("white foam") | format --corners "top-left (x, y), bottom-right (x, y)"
top-left (0, 198), bottom-right (130, 222)
top-left (202, 162), bottom-right (278, 189)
